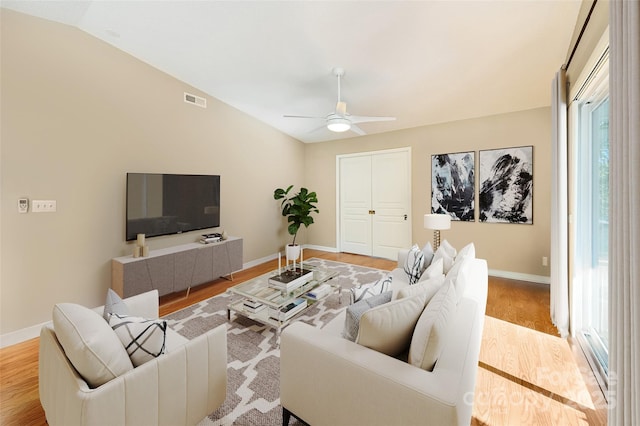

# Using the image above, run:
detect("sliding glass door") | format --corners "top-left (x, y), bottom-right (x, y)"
top-left (572, 54), bottom-right (609, 392)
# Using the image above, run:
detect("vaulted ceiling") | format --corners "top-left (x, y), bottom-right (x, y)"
top-left (2, 1), bottom-right (581, 143)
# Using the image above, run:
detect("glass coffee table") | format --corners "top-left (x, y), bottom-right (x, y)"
top-left (226, 264), bottom-right (339, 335)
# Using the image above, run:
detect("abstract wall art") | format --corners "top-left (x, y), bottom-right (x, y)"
top-left (431, 151), bottom-right (475, 221)
top-left (479, 146), bottom-right (533, 224)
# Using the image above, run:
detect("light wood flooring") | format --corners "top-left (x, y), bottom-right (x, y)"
top-left (0, 250), bottom-right (607, 425)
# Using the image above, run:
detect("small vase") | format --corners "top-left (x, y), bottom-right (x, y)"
top-left (285, 244), bottom-right (301, 262)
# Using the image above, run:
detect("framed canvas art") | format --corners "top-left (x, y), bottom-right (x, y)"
top-left (431, 151), bottom-right (475, 221)
top-left (479, 146), bottom-right (533, 224)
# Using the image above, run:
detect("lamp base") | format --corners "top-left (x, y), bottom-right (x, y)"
top-left (433, 230), bottom-right (441, 251)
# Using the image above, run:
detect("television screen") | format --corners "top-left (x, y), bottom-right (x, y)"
top-left (126, 173), bottom-right (220, 241)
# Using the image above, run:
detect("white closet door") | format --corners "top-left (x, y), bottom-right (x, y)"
top-left (339, 149), bottom-right (411, 260)
top-left (339, 155), bottom-right (372, 255)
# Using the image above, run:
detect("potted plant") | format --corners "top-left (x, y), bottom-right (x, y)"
top-left (274, 185), bottom-right (319, 260)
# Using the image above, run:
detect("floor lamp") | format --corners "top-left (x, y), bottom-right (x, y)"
top-left (424, 214), bottom-right (451, 251)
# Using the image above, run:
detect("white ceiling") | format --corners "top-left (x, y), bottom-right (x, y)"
top-left (2, 0), bottom-right (581, 143)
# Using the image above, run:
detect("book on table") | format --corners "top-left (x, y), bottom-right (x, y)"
top-left (269, 298), bottom-right (307, 321)
top-left (306, 283), bottom-right (333, 300)
top-left (269, 268), bottom-right (314, 292)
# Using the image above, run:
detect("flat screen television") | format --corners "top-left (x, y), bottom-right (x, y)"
top-left (126, 173), bottom-right (220, 241)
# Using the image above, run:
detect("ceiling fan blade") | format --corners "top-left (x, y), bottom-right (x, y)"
top-left (283, 114), bottom-right (324, 119)
top-left (308, 124), bottom-right (329, 134)
top-left (349, 115), bottom-right (397, 124)
top-left (350, 124), bottom-right (366, 136)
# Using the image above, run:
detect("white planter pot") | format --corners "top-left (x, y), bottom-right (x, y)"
top-left (285, 244), bottom-right (301, 262)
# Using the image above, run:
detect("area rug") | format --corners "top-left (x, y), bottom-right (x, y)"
top-left (163, 258), bottom-right (389, 426)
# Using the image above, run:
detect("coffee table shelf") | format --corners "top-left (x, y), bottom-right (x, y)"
top-left (226, 265), bottom-right (339, 334)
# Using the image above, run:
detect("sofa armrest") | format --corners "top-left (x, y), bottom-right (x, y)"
top-left (281, 322), bottom-right (466, 426)
top-left (40, 323), bottom-right (227, 426)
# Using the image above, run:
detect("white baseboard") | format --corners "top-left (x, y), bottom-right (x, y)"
top-left (1, 320), bottom-right (50, 349)
top-left (489, 269), bottom-right (550, 285)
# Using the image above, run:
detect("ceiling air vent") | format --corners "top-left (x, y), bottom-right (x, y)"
top-left (184, 92), bottom-right (207, 108)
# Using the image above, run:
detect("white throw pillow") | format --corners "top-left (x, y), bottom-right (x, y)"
top-left (421, 241), bottom-right (435, 269)
top-left (419, 257), bottom-right (444, 282)
top-left (397, 275), bottom-right (446, 301)
top-left (404, 244), bottom-right (425, 285)
top-left (440, 239), bottom-right (457, 258)
top-left (356, 292), bottom-right (429, 357)
top-left (444, 256), bottom-right (474, 303)
top-left (349, 275), bottom-right (393, 304)
top-left (53, 303), bottom-right (134, 388)
top-left (109, 314), bottom-right (168, 367)
top-left (409, 281), bottom-right (457, 371)
top-left (456, 242), bottom-right (475, 260)
top-left (432, 245), bottom-right (455, 274)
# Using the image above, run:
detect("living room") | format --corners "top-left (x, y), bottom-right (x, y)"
top-left (2, 1), bottom-right (639, 425)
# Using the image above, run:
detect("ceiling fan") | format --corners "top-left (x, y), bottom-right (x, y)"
top-left (284, 67), bottom-right (396, 135)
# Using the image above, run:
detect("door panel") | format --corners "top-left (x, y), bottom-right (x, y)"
top-left (340, 156), bottom-right (372, 255)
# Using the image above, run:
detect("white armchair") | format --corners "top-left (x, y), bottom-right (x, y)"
top-left (39, 290), bottom-right (227, 426)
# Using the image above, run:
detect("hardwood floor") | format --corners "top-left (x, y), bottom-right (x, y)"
top-left (0, 250), bottom-right (607, 425)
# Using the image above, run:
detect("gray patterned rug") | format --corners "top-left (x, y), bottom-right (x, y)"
top-left (164, 258), bottom-right (388, 426)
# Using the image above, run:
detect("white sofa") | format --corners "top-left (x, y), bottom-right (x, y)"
top-left (39, 290), bottom-right (227, 426)
top-left (280, 251), bottom-right (488, 426)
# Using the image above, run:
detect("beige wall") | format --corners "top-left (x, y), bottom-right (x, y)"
top-left (305, 107), bottom-right (552, 278)
top-left (0, 10), bottom-right (303, 335)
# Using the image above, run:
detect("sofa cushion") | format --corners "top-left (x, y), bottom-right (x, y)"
top-left (397, 275), bottom-right (445, 301)
top-left (103, 288), bottom-right (129, 321)
top-left (456, 242), bottom-right (475, 260)
top-left (357, 292), bottom-right (429, 356)
top-left (342, 291), bottom-right (392, 342)
top-left (349, 275), bottom-right (393, 304)
top-left (404, 244), bottom-right (425, 285)
top-left (409, 281), bottom-right (457, 371)
top-left (52, 303), bottom-right (134, 388)
top-left (109, 314), bottom-right (167, 367)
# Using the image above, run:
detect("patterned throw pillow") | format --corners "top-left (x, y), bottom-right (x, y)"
top-left (342, 291), bottom-right (393, 342)
top-left (103, 288), bottom-right (129, 321)
top-left (349, 275), bottom-right (393, 304)
top-left (109, 314), bottom-right (167, 367)
top-left (404, 244), bottom-right (425, 285)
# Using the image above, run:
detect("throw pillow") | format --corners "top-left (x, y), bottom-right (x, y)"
top-left (397, 275), bottom-right (446, 301)
top-left (444, 256), bottom-right (473, 304)
top-left (349, 275), bottom-right (393, 304)
top-left (404, 244), bottom-right (425, 285)
top-left (342, 291), bottom-right (393, 342)
top-left (419, 257), bottom-right (444, 282)
top-left (432, 246), bottom-right (455, 274)
top-left (421, 241), bottom-right (435, 269)
top-left (103, 288), bottom-right (129, 321)
top-left (456, 242), bottom-right (476, 260)
top-left (52, 303), bottom-right (134, 388)
top-left (109, 314), bottom-right (167, 367)
top-left (440, 239), bottom-right (457, 258)
top-left (357, 292), bottom-right (429, 357)
top-left (409, 281), bottom-right (457, 371)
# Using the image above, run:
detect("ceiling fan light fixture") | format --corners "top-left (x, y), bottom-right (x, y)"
top-left (327, 117), bottom-right (351, 132)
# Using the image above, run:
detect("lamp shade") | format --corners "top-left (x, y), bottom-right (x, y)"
top-left (424, 214), bottom-right (451, 230)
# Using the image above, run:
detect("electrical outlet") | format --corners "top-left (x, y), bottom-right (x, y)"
top-left (18, 198), bottom-right (29, 213)
top-left (542, 256), bottom-right (548, 267)
top-left (32, 200), bottom-right (57, 213)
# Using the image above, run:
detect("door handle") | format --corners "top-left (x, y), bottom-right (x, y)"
top-left (404, 214), bottom-right (408, 220)
top-left (369, 210), bottom-right (376, 215)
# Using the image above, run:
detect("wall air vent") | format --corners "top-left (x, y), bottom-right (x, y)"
top-left (184, 92), bottom-right (207, 108)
